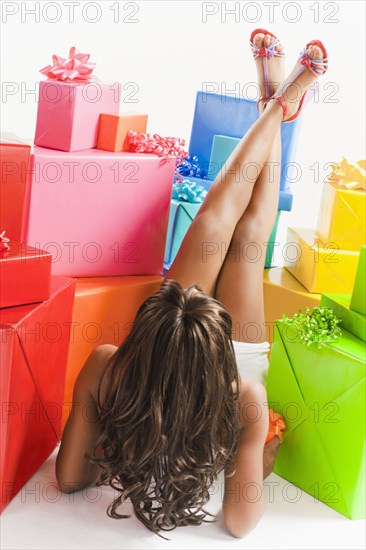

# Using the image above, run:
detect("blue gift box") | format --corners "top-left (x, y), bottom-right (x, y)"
top-left (188, 92), bottom-right (301, 194)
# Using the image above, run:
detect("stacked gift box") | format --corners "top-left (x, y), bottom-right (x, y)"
top-left (164, 91), bottom-right (302, 272)
top-left (267, 247), bottom-right (366, 519)
top-left (263, 158), bottom-right (366, 342)
top-left (265, 158), bottom-right (366, 519)
top-left (284, 158), bottom-right (365, 294)
top-left (0, 234), bottom-right (76, 512)
top-left (0, 132), bottom-right (76, 511)
top-left (0, 48), bottom-right (184, 511)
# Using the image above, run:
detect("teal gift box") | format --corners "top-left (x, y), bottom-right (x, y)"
top-left (164, 199), bottom-right (203, 267)
top-left (164, 199), bottom-right (281, 270)
top-left (267, 320), bottom-right (366, 519)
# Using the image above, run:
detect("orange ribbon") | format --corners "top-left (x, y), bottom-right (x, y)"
top-left (265, 409), bottom-right (286, 444)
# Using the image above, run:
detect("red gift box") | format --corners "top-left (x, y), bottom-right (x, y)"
top-left (0, 241), bottom-right (52, 309)
top-left (0, 276), bottom-right (75, 513)
top-left (0, 142), bottom-right (31, 241)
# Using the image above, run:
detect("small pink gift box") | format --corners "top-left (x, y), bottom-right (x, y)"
top-left (34, 80), bottom-right (121, 152)
top-left (34, 47), bottom-right (121, 152)
top-left (25, 147), bottom-right (175, 277)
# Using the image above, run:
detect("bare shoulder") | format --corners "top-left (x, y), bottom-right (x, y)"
top-left (76, 344), bottom-right (118, 403)
top-left (240, 378), bottom-right (267, 405)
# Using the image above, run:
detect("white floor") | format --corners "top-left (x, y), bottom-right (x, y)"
top-left (1, 446), bottom-right (365, 550)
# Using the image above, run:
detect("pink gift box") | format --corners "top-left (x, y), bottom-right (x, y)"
top-left (25, 147), bottom-right (175, 277)
top-left (34, 80), bottom-right (121, 152)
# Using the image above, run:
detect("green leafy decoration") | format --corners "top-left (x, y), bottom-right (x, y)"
top-left (282, 306), bottom-right (342, 348)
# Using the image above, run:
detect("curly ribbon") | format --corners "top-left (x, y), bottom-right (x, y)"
top-left (0, 230), bottom-right (10, 253)
top-left (266, 409), bottom-right (287, 444)
top-left (125, 131), bottom-right (188, 165)
top-left (172, 179), bottom-right (207, 203)
top-left (282, 306), bottom-right (342, 348)
top-left (327, 157), bottom-right (366, 191)
top-left (176, 155), bottom-right (207, 179)
top-left (40, 47), bottom-right (96, 82)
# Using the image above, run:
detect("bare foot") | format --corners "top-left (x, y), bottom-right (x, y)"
top-left (252, 31), bottom-right (285, 104)
top-left (271, 43), bottom-right (326, 120)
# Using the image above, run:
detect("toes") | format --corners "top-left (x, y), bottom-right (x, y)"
top-left (275, 42), bottom-right (283, 52)
top-left (253, 33), bottom-right (264, 47)
top-left (264, 34), bottom-right (272, 47)
top-left (311, 45), bottom-right (323, 60)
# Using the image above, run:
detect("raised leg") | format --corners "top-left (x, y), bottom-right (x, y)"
top-left (214, 110), bottom-right (281, 343)
top-left (165, 101), bottom-right (284, 296)
top-left (165, 39), bottom-right (325, 297)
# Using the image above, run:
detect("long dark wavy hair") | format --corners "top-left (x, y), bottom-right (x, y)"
top-left (88, 278), bottom-right (240, 536)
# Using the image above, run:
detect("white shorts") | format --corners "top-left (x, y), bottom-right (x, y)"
top-left (232, 340), bottom-right (270, 386)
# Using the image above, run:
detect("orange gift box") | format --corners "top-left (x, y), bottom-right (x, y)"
top-left (0, 276), bottom-right (75, 512)
top-left (62, 275), bottom-right (163, 428)
top-left (0, 241), bottom-right (52, 309)
top-left (0, 142), bottom-right (31, 241)
top-left (97, 113), bottom-right (148, 152)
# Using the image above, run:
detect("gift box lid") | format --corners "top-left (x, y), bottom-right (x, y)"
top-left (0, 276), bottom-right (74, 326)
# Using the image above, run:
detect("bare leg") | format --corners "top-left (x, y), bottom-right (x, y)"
top-left (214, 32), bottom-right (284, 343)
top-left (214, 113), bottom-right (281, 343)
top-left (165, 101), bottom-right (284, 296)
top-left (165, 42), bottom-right (325, 297)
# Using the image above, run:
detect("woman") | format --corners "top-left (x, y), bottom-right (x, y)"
top-left (56, 30), bottom-right (328, 538)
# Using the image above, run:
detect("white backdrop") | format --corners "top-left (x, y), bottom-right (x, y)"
top-left (1, 0), bottom-right (365, 264)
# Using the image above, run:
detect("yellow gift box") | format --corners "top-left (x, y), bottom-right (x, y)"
top-left (62, 275), bottom-right (162, 429)
top-left (316, 182), bottom-right (366, 251)
top-left (316, 158), bottom-right (366, 251)
top-left (263, 267), bottom-right (320, 343)
top-left (285, 227), bottom-right (359, 294)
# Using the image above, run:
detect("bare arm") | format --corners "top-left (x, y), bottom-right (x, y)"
top-left (223, 379), bottom-right (269, 538)
top-left (56, 344), bottom-right (117, 493)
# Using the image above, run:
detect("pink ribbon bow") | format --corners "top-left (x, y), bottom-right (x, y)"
top-left (0, 230), bottom-right (10, 253)
top-left (125, 131), bottom-right (189, 165)
top-left (40, 47), bottom-right (96, 81)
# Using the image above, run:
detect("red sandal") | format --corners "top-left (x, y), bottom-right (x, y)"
top-left (271, 39), bottom-right (328, 123)
top-left (250, 28), bottom-right (285, 108)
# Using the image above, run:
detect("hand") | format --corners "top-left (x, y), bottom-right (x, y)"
top-left (263, 436), bottom-right (281, 479)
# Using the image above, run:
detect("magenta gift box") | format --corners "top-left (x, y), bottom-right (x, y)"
top-left (25, 147), bottom-right (175, 277)
top-left (34, 80), bottom-right (121, 152)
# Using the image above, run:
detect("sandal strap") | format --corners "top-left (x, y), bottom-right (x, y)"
top-left (299, 48), bottom-right (328, 76)
top-left (273, 43), bottom-right (327, 109)
top-left (251, 38), bottom-right (285, 99)
top-left (270, 96), bottom-right (287, 120)
top-left (250, 38), bottom-right (285, 59)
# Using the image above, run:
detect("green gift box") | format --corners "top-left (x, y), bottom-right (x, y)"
top-left (267, 320), bottom-right (366, 519)
top-left (321, 294), bottom-right (366, 342)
